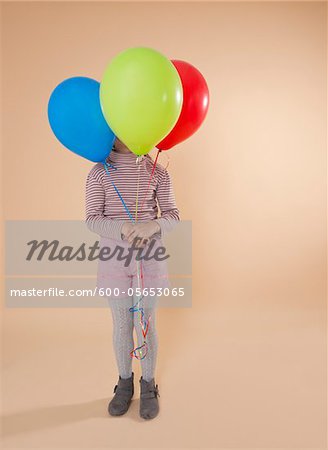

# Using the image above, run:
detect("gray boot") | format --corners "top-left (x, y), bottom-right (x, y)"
top-left (108, 372), bottom-right (134, 416)
top-left (139, 376), bottom-right (160, 420)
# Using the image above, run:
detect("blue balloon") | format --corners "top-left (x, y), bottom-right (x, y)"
top-left (48, 77), bottom-right (115, 162)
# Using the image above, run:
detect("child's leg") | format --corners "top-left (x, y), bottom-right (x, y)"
top-left (108, 296), bottom-right (134, 379)
top-left (133, 295), bottom-right (159, 382)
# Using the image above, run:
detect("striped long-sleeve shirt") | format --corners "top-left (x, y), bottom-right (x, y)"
top-left (85, 150), bottom-right (180, 241)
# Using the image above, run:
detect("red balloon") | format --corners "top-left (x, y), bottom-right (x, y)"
top-left (157, 60), bottom-right (209, 151)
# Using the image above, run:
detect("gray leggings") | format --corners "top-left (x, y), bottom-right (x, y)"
top-left (107, 295), bottom-right (159, 382)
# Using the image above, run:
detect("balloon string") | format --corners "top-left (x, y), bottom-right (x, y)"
top-left (103, 157), bottom-right (150, 361)
top-left (163, 151), bottom-right (170, 170)
top-left (137, 149), bottom-right (160, 299)
top-left (135, 157), bottom-right (141, 222)
top-left (103, 162), bottom-right (135, 223)
top-left (135, 158), bottom-right (143, 292)
top-left (130, 150), bottom-right (163, 359)
top-left (129, 156), bottom-right (150, 360)
top-left (140, 149), bottom-right (161, 211)
top-left (136, 158), bottom-right (145, 291)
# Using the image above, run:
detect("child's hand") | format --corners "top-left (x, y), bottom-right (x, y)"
top-left (121, 222), bottom-right (134, 240)
top-left (125, 221), bottom-right (160, 247)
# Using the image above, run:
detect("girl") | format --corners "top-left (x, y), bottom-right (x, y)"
top-left (85, 138), bottom-right (179, 420)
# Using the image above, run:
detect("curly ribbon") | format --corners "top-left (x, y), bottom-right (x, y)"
top-left (140, 149), bottom-right (161, 211)
top-left (103, 153), bottom-right (161, 361)
top-left (129, 150), bottom-right (168, 359)
top-left (129, 156), bottom-right (151, 360)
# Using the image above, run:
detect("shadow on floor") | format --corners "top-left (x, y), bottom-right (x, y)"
top-left (1, 397), bottom-right (142, 437)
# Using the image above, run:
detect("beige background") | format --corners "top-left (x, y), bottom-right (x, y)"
top-left (1, 1), bottom-right (327, 448)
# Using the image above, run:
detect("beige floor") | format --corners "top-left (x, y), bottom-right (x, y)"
top-left (1, 295), bottom-right (326, 450)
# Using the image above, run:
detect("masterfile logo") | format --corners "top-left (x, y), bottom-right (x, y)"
top-left (5, 220), bottom-right (192, 308)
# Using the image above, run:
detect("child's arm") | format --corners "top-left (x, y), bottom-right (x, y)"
top-left (154, 169), bottom-right (180, 235)
top-left (85, 167), bottom-right (125, 240)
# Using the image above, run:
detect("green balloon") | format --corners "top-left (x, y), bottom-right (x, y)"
top-left (100, 47), bottom-right (183, 156)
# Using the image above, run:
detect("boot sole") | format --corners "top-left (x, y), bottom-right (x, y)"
top-left (139, 409), bottom-right (159, 420)
top-left (108, 399), bottom-right (133, 416)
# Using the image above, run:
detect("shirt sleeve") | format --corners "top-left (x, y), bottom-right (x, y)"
top-left (85, 168), bottom-right (125, 241)
top-left (154, 169), bottom-right (180, 235)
